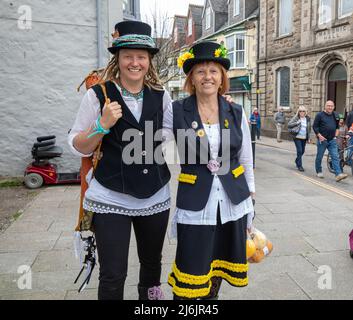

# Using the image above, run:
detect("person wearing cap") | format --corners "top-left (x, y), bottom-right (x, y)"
top-left (167, 41), bottom-right (255, 300)
top-left (68, 21), bottom-right (173, 300)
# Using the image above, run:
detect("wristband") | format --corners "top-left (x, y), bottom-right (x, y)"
top-left (87, 115), bottom-right (110, 138)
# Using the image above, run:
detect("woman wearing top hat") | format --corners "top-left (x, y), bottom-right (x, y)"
top-left (68, 20), bottom-right (173, 300)
top-left (167, 41), bottom-right (256, 300)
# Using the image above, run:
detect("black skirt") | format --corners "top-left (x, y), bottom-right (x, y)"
top-left (168, 212), bottom-right (248, 299)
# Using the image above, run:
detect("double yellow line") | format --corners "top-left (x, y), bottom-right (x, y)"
top-left (294, 172), bottom-right (353, 200)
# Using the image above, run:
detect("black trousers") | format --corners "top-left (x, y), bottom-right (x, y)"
top-left (93, 209), bottom-right (169, 300)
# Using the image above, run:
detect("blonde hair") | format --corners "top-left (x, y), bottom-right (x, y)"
top-left (296, 105), bottom-right (307, 117)
top-left (99, 51), bottom-right (163, 91)
top-left (183, 62), bottom-right (230, 95)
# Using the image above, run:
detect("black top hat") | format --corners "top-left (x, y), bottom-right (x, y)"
top-left (181, 41), bottom-right (230, 74)
top-left (108, 21), bottom-right (159, 55)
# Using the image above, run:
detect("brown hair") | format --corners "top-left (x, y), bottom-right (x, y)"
top-left (99, 51), bottom-right (163, 91)
top-left (183, 62), bottom-right (230, 95)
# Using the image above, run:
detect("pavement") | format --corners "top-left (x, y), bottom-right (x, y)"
top-left (1, 136), bottom-right (353, 300)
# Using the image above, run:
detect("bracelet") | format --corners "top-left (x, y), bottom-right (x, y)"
top-left (87, 115), bottom-right (110, 138)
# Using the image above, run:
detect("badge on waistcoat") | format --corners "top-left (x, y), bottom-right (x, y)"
top-left (224, 119), bottom-right (229, 128)
top-left (197, 129), bottom-right (205, 137)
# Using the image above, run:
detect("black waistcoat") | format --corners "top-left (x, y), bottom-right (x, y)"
top-left (91, 81), bottom-right (170, 198)
top-left (173, 95), bottom-right (250, 211)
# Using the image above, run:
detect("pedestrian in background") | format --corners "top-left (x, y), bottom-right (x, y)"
top-left (274, 107), bottom-right (286, 142)
top-left (312, 100), bottom-right (348, 182)
top-left (288, 106), bottom-right (311, 172)
top-left (250, 107), bottom-right (261, 140)
top-left (346, 109), bottom-right (353, 130)
top-left (337, 115), bottom-right (348, 155)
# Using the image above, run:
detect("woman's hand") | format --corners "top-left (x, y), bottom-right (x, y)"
top-left (100, 101), bottom-right (122, 130)
top-left (223, 94), bottom-right (234, 104)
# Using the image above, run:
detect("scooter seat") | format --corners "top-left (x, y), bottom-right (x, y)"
top-left (37, 135), bottom-right (56, 142)
top-left (36, 146), bottom-right (63, 159)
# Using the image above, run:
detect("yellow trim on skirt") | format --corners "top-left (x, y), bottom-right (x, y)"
top-left (168, 261), bottom-right (249, 298)
top-left (168, 276), bottom-right (212, 298)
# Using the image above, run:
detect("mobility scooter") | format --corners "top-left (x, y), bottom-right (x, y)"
top-left (24, 135), bottom-right (80, 189)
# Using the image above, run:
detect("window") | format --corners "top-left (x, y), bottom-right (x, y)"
top-left (277, 67), bottom-right (290, 108)
top-left (188, 17), bottom-right (192, 36)
top-left (338, 0), bottom-right (353, 18)
top-left (123, 0), bottom-right (134, 16)
top-left (226, 33), bottom-right (246, 69)
top-left (319, 0), bottom-right (332, 25)
top-left (174, 27), bottom-right (178, 43)
top-left (234, 0), bottom-right (240, 16)
top-left (205, 6), bottom-right (211, 30)
top-left (278, 0), bottom-right (292, 36)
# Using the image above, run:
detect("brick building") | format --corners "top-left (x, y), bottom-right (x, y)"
top-left (258, 0), bottom-right (353, 137)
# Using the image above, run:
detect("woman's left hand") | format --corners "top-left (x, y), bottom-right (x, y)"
top-left (223, 94), bottom-right (234, 104)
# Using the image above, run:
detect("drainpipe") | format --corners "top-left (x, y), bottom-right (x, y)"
top-left (256, 18), bottom-right (260, 114)
top-left (96, 0), bottom-right (103, 68)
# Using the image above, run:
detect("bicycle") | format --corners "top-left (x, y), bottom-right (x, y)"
top-left (327, 136), bottom-right (353, 176)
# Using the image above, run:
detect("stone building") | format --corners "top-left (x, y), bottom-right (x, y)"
top-left (258, 0), bottom-right (353, 137)
top-left (0, 0), bottom-right (137, 176)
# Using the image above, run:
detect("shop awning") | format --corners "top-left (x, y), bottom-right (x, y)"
top-left (229, 76), bottom-right (251, 92)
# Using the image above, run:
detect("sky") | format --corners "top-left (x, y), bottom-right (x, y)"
top-left (140, 0), bottom-right (205, 37)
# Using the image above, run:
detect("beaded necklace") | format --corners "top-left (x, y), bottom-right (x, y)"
top-left (120, 86), bottom-right (144, 100)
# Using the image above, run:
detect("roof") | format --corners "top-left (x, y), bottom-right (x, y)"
top-left (188, 4), bottom-right (203, 26)
top-left (202, 0), bottom-right (228, 18)
top-left (210, 0), bottom-right (228, 13)
top-left (173, 15), bottom-right (187, 32)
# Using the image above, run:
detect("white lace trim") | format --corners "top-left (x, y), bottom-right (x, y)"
top-left (83, 198), bottom-right (171, 216)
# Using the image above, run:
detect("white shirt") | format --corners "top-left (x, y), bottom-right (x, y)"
top-left (296, 117), bottom-right (307, 139)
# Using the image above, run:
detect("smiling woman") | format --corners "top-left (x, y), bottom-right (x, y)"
top-left (68, 20), bottom-right (173, 301)
top-left (169, 41), bottom-right (255, 300)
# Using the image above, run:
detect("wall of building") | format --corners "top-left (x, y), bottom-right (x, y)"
top-left (0, 0), bottom-right (117, 176)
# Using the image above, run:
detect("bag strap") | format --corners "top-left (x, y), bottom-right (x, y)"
top-left (92, 82), bottom-right (110, 171)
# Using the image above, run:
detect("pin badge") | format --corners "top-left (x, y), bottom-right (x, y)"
top-left (197, 129), bottom-right (205, 137)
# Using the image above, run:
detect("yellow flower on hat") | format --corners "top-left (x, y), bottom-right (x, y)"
top-left (177, 49), bottom-right (195, 69)
top-left (214, 44), bottom-right (228, 58)
top-left (215, 48), bottom-right (222, 58)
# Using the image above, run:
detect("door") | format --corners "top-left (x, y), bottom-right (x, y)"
top-left (327, 64), bottom-right (347, 114)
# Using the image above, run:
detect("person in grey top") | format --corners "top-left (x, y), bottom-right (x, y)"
top-left (274, 107), bottom-right (286, 142)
